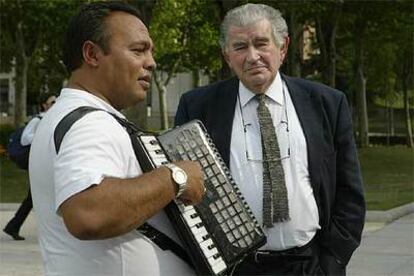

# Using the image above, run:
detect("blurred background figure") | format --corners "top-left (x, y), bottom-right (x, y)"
top-left (3, 92), bottom-right (56, 240)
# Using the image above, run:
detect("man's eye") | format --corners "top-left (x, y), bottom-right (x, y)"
top-left (256, 42), bottom-right (268, 48)
top-left (233, 45), bottom-right (246, 51)
top-left (132, 48), bottom-right (144, 54)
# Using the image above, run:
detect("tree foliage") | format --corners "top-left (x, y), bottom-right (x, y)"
top-left (1, 0), bottom-right (412, 144)
top-left (1, 0), bottom-right (80, 125)
top-left (150, 0), bottom-right (222, 129)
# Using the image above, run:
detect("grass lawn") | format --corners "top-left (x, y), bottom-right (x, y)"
top-left (1, 146), bottom-right (413, 210)
top-left (359, 145), bottom-right (414, 210)
top-left (0, 156), bottom-right (29, 203)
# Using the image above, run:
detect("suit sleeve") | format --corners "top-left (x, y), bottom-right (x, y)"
top-left (320, 94), bottom-right (366, 268)
top-left (174, 94), bottom-right (190, 127)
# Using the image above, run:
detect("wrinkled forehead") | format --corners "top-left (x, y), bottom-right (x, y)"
top-left (226, 19), bottom-right (273, 43)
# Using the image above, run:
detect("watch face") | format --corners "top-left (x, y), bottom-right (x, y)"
top-left (174, 170), bottom-right (187, 184)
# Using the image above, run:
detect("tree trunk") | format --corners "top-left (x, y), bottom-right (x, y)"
top-left (328, 23), bottom-right (337, 88)
top-left (14, 21), bottom-right (28, 127)
top-left (403, 74), bottom-right (413, 147)
top-left (315, 2), bottom-right (342, 87)
top-left (356, 69), bottom-right (369, 147)
top-left (354, 16), bottom-right (369, 147)
top-left (285, 11), bottom-right (301, 77)
top-left (192, 69), bottom-right (201, 88)
top-left (158, 85), bottom-right (168, 130)
top-left (390, 106), bottom-right (394, 136)
top-left (153, 70), bottom-right (169, 130)
top-left (328, 2), bottom-right (342, 87)
top-left (386, 102), bottom-right (390, 145)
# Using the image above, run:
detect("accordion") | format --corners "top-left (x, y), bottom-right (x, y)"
top-left (135, 120), bottom-right (266, 275)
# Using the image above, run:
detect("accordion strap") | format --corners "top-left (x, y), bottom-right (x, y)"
top-left (138, 223), bottom-right (193, 267)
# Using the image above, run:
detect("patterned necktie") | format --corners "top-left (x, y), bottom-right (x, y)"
top-left (256, 94), bottom-right (290, 227)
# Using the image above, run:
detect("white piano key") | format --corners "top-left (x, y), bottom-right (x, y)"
top-left (147, 150), bottom-right (167, 159)
top-left (210, 258), bottom-right (227, 275)
top-left (205, 249), bottom-right (226, 271)
top-left (190, 225), bottom-right (207, 237)
top-left (199, 239), bottom-right (214, 255)
top-left (152, 157), bottom-right (168, 167)
top-left (140, 139), bottom-right (161, 151)
top-left (182, 207), bottom-right (197, 217)
top-left (145, 144), bottom-right (163, 152)
top-left (194, 227), bottom-right (209, 243)
top-left (140, 136), bottom-right (158, 144)
top-left (200, 240), bottom-right (218, 258)
top-left (179, 204), bottom-right (195, 213)
top-left (144, 150), bottom-right (165, 158)
top-left (183, 212), bottom-right (198, 223)
top-left (184, 216), bottom-right (202, 228)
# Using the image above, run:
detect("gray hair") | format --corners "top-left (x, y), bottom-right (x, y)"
top-left (219, 3), bottom-right (288, 50)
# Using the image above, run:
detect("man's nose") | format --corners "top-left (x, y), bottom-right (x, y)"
top-left (246, 46), bottom-right (260, 63)
top-left (145, 52), bottom-right (157, 71)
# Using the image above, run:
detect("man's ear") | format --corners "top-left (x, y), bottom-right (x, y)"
top-left (280, 36), bottom-right (290, 64)
top-left (82, 41), bottom-right (101, 67)
top-left (222, 49), bottom-right (232, 70)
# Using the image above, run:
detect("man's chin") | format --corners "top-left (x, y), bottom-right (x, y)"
top-left (135, 90), bottom-right (147, 103)
top-left (244, 79), bottom-right (272, 93)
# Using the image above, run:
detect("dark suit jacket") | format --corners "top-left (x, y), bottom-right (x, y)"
top-left (175, 76), bottom-right (366, 271)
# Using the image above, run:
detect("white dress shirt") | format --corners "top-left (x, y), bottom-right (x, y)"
top-left (229, 73), bottom-right (320, 250)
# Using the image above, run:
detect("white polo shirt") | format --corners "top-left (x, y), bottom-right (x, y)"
top-left (29, 88), bottom-right (194, 276)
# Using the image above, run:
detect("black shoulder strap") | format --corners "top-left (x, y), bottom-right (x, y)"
top-left (54, 106), bottom-right (145, 154)
top-left (54, 106), bottom-right (101, 154)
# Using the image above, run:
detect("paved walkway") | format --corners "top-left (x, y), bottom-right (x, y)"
top-left (0, 208), bottom-right (43, 276)
top-left (0, 206), bottom-right (413, 276)
top-left (348, 212), bottom-right (414, 276)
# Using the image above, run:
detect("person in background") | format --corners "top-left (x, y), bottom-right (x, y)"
top-left (175, 3), bottom-right (365, 275)
top-left (29, 1), bottom-right (204, 275)
top-left (3, 92), bottom-right (56, 241)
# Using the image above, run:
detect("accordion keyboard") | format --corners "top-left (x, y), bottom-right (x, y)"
top-left (139, 120), bottom-right (266, 275)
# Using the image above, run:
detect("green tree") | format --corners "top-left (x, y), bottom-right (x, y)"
top-left (392, 2), bottom-right (414, 147)
top-left (339, 0), bottom-right (413, 147)
top-left (0, 0), bottom-right (79, 126)
top-left (150, 0), bottom-right (221, 129)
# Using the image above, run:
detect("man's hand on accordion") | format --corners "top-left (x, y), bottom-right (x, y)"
top-left (172, 160), bottom-right (205, 205)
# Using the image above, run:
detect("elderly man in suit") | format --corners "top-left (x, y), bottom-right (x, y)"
top-left (175, 3), bottom-right (365, 275)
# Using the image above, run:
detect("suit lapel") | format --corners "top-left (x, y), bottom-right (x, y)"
top-left (283, 76), bottom-right (323, 195)
top-left (204, 78), bottom-right (238, 167)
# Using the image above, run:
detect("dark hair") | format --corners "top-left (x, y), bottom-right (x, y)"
top-left (63, 1), bottom-right (141, 72)
top-left (37, 92), bottom-right (56, 111)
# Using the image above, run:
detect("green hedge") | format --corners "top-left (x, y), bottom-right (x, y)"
top-left (0, 124), bottom-right (15, 147)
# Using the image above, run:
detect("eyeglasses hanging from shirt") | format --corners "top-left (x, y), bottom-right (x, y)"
top-left (238, 86), bottom-right (291, 163)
